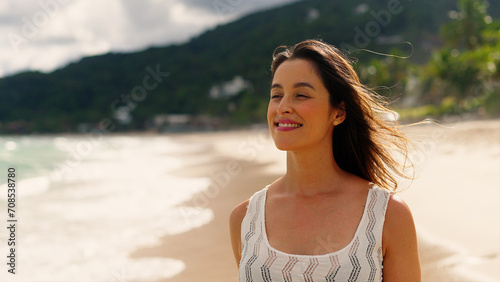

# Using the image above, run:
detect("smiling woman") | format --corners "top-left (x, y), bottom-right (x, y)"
top-left (230, 39), bottom-right (421, 281)
top-left (268, 59), bottom-right (343, 152)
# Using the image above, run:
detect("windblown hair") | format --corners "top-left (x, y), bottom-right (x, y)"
top-left (271, 39), bottom-right (412, 191)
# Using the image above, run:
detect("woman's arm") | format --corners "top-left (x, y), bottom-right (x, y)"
top-left (382, 194), bottom-right (421, 281)
top-left (229, 199), bottom-right (249, 267)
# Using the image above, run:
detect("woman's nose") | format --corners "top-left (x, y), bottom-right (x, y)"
top-left (276, 96), bottom-right (293, 114)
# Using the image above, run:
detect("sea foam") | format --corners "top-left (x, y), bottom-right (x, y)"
top-left (0, 134), bottom-right (212, 281)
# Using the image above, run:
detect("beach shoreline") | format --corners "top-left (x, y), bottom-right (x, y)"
top-left (132, 119), bottom-right (500, 281)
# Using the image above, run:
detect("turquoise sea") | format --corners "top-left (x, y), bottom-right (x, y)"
top-left (0, 134), bottom-right (213, 281)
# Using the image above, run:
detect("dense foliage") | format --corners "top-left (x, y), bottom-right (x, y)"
top-left (0, 0), bottom-right (498, 133)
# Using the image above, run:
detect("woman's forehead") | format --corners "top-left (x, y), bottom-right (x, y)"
top-left (272, 59), bottom-right (321, 84)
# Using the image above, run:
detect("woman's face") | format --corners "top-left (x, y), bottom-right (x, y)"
top-left (268, 59), bottom-right (344, 152)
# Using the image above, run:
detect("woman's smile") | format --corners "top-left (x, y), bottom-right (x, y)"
top-left (275, 118), bottom-right (303, 131)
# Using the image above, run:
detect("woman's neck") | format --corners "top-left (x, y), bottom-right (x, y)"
top-left (283, 144), bottom-right (347, 197)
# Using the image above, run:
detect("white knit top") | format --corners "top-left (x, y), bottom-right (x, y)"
top-left (238, 185), bottom-right (391, 282)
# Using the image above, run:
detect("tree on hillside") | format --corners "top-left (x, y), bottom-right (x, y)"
top-left (425, 0), bottom-right (499, 114)
top-left (440, 0), bottom-right (492, 50)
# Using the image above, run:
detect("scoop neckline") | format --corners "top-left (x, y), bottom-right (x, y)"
top-left (260, 185), bottom-right (374, 258)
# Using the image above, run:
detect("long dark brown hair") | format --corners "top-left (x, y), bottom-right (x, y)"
top-left (271, 39), bottom-right (412, 191)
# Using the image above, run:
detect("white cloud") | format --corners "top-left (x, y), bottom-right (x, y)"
top-left (0, 0), bottom-right (299, 77)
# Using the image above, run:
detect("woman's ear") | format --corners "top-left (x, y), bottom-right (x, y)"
top-left (333, 101), bottom-right (346, 126)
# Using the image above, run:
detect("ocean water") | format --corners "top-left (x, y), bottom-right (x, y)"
top-left (0, 134), bottom-right (213, 281)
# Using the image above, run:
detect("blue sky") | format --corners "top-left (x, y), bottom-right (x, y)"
top-left (0, 0), bottom-right (298, 77)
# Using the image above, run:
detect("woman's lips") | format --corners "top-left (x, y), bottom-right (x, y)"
top-left (275, 119), bottom-right (303, 131)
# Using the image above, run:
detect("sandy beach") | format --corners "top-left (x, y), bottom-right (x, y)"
top-left (133, 118), bottom-right (500, 282)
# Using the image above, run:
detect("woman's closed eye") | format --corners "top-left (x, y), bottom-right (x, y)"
top-left (270, 93), bottom-right (310, 99)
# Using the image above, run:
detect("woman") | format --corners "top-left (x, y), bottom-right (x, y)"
top-left (230, 40), bottom-right (421, 281)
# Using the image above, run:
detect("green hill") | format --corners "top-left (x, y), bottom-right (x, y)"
top-left (1, 0), bottom-right (499, 133)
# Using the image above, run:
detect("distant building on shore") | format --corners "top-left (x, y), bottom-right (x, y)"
top-left (150, 114), bottom-right (223, 132)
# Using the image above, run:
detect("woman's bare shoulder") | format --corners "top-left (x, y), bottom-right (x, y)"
top-left (229, 199), bottom-right (250, 265)
top-left (382, 193), bottom-right (421, 280)
top-left (230, 199), bottom-right (250, 227)
top-left (385, 194), bottom-right (415, 227)
top-left (383, 194), bottom-right (416, 240)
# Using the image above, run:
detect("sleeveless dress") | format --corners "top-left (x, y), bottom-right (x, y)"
top-left (238, 185), bottom-right (391, 282)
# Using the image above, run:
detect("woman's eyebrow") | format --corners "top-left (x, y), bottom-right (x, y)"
top-left (293, 82), bottom-right (315, 90)
top-left (270, 82), bottom-right (315, 90)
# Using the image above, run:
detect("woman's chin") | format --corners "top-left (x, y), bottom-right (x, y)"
top-left (273, 142), bottom-right (300, 152)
